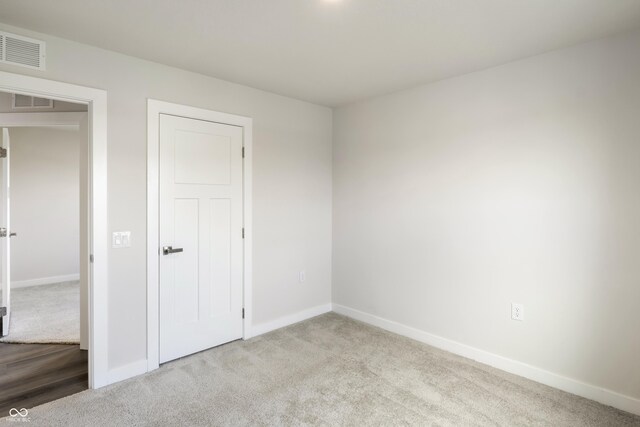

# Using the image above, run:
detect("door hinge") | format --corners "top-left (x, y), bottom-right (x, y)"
top-left (0, 306), bottom-right (6, 317)
top-left (242, 147), bottom-right (245, 158)
top-left (90, 254), bottom-right (94, 263)
top-left (242, 308), bottom-right (245, 319)
top-left (242, 228), bottom-right (245, 239)
top-left (0, 147), bottom-right (6, 158)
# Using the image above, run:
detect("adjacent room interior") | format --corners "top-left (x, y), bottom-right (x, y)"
top-left (0, 91), bottom-right (89, 413)
top-left (0, 1), bottom-right (639, 425)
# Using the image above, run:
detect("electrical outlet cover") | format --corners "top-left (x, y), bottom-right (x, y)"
top-left (511, 303), bottom-right (524, 321)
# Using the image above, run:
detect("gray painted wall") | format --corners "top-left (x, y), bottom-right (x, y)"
top-left (0, 23), bottom-right (333, 371)
top-left (8, 126), bottom-right (81, 283)
top-left (0, 92), bottom-right (87, 113)
top-left (333, 30), bottom-right (640, 400)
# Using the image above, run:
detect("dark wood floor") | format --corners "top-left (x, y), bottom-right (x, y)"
top-left (0, 343), bottom-right (87, 416)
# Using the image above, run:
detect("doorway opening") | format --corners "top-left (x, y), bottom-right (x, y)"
top-left (0, 91), bottom-right (88, 413)
top-left (0, 70), bottom-right (108, 408)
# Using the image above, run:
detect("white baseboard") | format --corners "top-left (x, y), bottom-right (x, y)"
top-left (332, 303), bottom-right (640, 416)
top-left (248, 303), bottom-right (333, 338)
top-left (106, 359), bottom-right (148, 385)
top-left (10, 273), bottom-right (80, 289)
top-left (106, 304), bottom-right (333, 387)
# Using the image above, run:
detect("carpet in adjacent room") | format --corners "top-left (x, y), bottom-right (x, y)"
top-left (0, 281), bottom-right (79, 345)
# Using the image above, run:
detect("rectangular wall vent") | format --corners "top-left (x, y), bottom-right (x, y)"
top-left (0, 31), bottom-right (46, 70)
top-left (12, 94), bottom-right (54, 109)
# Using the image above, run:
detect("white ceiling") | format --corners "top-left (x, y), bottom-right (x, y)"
top-left (1, 0), bottom-right (640, 106)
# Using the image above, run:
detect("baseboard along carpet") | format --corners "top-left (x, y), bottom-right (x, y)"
top-left (0, 281), bottom-right (79, 345)
top-left (9, 313), bottom-right (639, 426)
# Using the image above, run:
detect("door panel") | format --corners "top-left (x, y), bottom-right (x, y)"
top-left (210, 198), bottom-right (232, 317)
top-left (173, 198), bottom-right (200, 324)
top-left (1, 128), bottom-right (10, 336)
top-left (174, 131), bottom-right (231, 185)
top-left (159, 114), bottom-right (243, 363)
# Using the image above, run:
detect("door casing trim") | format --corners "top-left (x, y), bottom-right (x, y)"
top-left (146, 99), bottom-right (253, 371)
top-left (0, 70), bottom-right (108, 388)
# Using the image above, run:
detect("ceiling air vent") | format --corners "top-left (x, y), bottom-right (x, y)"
top-left (0, 31), bottom-right (46, 70)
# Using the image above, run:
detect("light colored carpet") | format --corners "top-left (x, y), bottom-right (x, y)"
top-left (0, 281), bottom-right (79, 344)
top-left (5, 313), bottom-right (639, 426)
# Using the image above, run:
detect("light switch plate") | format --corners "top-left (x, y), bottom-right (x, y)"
top-left (112, 231), bottom-right (131, 248)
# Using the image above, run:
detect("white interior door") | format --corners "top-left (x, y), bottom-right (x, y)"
top-left (159, 114), bottom-right (244, 363)
top-left (1, 128), bottom-right (11, 336)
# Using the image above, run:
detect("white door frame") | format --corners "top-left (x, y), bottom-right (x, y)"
top-left (0, 70), bottom-right (108, 388)
top-left (146, 99), bottom-right (253, 371)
